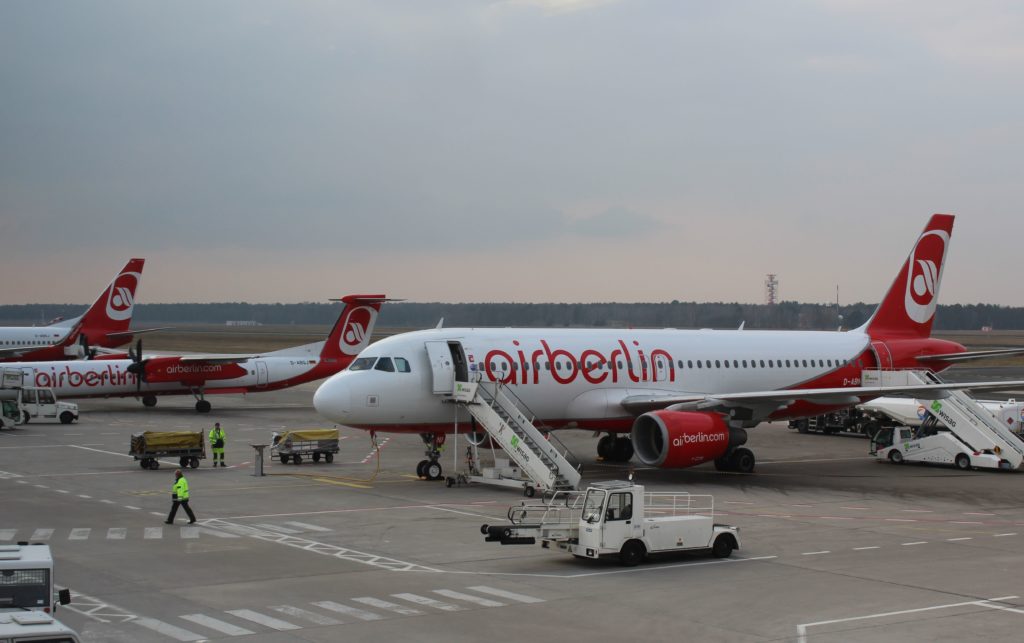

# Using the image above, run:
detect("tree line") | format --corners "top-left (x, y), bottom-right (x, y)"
top-left (0, 301), bottom-right (1021, 331)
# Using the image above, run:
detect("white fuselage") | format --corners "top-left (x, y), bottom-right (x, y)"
top-left (0, 326), bottom-right (73, 349)
top-left (313, 327), bottom-right (873, 432)
top-left (4, 343), bottom-right (326, 400)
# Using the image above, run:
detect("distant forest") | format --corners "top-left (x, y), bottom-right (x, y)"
top-left (1, 301), bottom-right (1022, 331)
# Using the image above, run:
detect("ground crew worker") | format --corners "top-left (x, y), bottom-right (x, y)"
top-left (209, 422), bottom-right (226, 467)
top-left (165, 469), bottom-right (196, 524)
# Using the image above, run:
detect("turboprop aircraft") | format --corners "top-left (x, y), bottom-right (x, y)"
top-left (313, 215), bottom-right (1024, 479)
top-left (0, 258), bottom-right (151, 361)
top-left (2, 295), bottom-right (384, 412)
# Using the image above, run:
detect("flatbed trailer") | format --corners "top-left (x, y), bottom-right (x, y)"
top-left (130, 431), bottom-right (205, 470)
top-left (481, 481), bottom-right (740, 566)
top-left (271, 429), bottom-right (340, 465)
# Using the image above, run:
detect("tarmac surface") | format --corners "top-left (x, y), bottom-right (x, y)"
top-left (4, 368), bottom-right (1024, 642)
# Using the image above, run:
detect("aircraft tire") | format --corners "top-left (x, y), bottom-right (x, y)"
top-left (416, 459), bottom-right (429, 478)
top-left (426, 461), bottom-right (443, 480)
top-left (142, 395), bottom-right (158, 407)
top-left (612, 437), bottom-right (634, 462)
top-left (731, 448), bottom-right (755, 473)
top-left (597, 435), bottom-right (615, 459)
top-left (195, 400), bottom-right (211, 413)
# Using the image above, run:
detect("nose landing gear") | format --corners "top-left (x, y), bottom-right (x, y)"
top-left (417, 432), bottom-right (445, 480)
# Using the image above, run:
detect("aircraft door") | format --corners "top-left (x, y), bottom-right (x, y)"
top-left (255, 361), bottom-right (269, 386)
top-left (425, 341), bottom-right (455, 394)
top-left (871, 341), bottom-right (893, 370)
top-left (653, 354), bottom-right (670, 382)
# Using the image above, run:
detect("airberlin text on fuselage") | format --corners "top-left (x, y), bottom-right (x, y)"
top-left (34, 364), bottom-right (135, 389)
top-left (484, 339), bottom-right (674, 385)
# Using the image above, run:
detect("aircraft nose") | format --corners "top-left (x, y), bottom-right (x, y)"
top-left (313, 376), bottom-right (352, 422)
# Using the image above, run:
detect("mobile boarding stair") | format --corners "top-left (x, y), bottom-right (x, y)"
top-left (863, 369), bottom-right (1024, 470)
top-left (449, 380), bottom-right (582, 495)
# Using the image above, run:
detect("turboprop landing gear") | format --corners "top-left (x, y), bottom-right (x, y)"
top-left (597, 434), bottom-right (634, 462)
top-left (417, 433), bottom-right (445, 481)
top-left (191, 388), bottom-right (211, 413)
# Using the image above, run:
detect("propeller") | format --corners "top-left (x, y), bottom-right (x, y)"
top-left (125, 339), bottom-right (147, 396)
top-left (77, 334), bottom-right (97, 360)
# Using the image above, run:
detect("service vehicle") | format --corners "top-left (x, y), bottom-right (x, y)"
top-left (271, 429), bottom-right (339, 465)
top-left (869, 418), bottom-right (1007, 470)
top-left (0, 400), bottom-right (22, 431)
top-left (480, 481), bottom-right (740, 566)
top-left (0, 544), bottom-right (71, 615)
top-left (0, 610), bottom-right (81, 642)
top-left (0, 370), bottom-right (78, 425)
top-left (130, 431), bottom-right (205, 470)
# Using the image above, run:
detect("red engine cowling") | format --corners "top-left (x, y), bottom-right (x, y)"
top-left (144, 358), bottom-right (248, 385)
top-left (631, 410), bottom-right (731, 468)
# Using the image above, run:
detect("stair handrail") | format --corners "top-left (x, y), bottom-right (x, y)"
top-left (480, 378), bottom-right (582, 469)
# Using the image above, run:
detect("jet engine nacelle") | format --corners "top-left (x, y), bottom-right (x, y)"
top-left (631, 410), bottom-right (742, 468)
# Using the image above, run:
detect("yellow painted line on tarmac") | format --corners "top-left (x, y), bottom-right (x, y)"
top-left (312, 477), bottom-right (373, 489)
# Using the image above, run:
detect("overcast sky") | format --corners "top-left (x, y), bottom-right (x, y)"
top-left (2, 0), bottom-right (1022, 305)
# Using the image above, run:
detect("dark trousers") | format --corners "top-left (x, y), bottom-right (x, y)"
top-left (167, 498), bottom-right (196, 523)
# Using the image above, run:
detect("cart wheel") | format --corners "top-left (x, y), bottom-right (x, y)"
top-left (139, 459), bottom-right (149, 469)
top-left (189, 457), bottom-right (200, 469)
top-left (148, 459), bottom-right (160, 470)
top-left (445, 476), bottom-right (454, 488)
top-left (279, 455), bottom-right (289, 464)
top-left (325, 453), bottom-right (334, 463)
top-left (292, 454), bottom-right (302, 465)
top-left (524, 486), bottom-right (536, 498)
top-left (313, 453), bottom-right (321, 463)
top-left (59, 411), bottom-right (75, 425)
top-left (179, 457), bottom-right (189, 468)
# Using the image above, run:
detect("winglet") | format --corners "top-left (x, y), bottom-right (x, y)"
top-left (862, 215), bottom-right (954, 339)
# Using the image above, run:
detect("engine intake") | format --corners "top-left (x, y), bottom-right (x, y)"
top-left (631, 410), bottom-right (745, 468)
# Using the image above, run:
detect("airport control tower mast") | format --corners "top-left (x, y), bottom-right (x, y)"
top-left (765, 273), bottom-right (779, 305)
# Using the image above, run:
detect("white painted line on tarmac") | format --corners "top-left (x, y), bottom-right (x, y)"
top-left (796, 595), bottom-right (1019, 643)
top-left (34, 484), bottom-right (48, 489)
top-left (429, 506), bottom-right (495, 519)
top-left (181, 527), bottom-right (199, 539)
top-left (901, 541), bottom-right (928, 546)
top-left (352, 597), bottom-right (423, 616)
top-left (14, 480), bottom-right (27, 484)
top-left (134, 617), bottom-right (204, 641)
top-left (254, 523), bottom-right (301, 534)
top-left (225, 609), bottom-right (302, 631)
top-left (197, 527), bottom-right (240, 539)
top-left (107, 528), bottom-right (127, 540)
top-left (901, 509), bottom-right (933, 513)
top-left (853, 546), bottom-right (880, 550)
top-left (269, 605), bottom-right (340, 625)
top-left (467, 586), bottom-right (545, 603)
top-left (965, 512), bottom-right (995, 516)
top-left (0, 529), bottom-right (15, 540)
top-left (393, 593), bottom-right (464, 611)
top-left (802, 551), bottom-right (830, 556)
top-left (78, 494), bottom-right (91, 499)
top-left (840, 506), bottom-right (869, 510)
top-left (952, 521), bottom-right (983, 525)
top-left (284, 521), bottom-right (331, 532)
top-left (179, 614), bottom-right (254, 636)
top-left (976, 600), bottom-right (1024, 616)
top-left (312, 601), bottom-right (382, 621)
top-left (100, 499), bottom-right (114, 504)
top-left (144, 527), bottom-right (163, 539)
top-left (30, 528), bottom-right (53, 540)
top-left (994, 533), bottom-right (1018, 537)
top-left (885, 518), bottom-right (916, 522)
top-left (946, 537), bottom-right (973, 542)
top-left (820, 516), bottom-right (853, 520)
top-left (68, 528), bottom-right (90, 540)
top-left (433, 589), bottom-right (504, 607)
top-left (55, 489), bottom-right (69, 494)
top-left (124, 506), bottom-right (140, 510)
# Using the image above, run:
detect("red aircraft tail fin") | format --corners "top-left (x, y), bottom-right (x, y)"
top-left (864, 215), bottom-right (954, 339)
top-left (78, 258), bottom-right (145, 347)
top-left (319, 295), bottom-right (387, 361)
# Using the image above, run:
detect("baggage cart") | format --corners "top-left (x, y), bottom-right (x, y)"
top-left (130, 431), bottom-right (205, 470)
top-left (271, 429), bottom-right (339, 465)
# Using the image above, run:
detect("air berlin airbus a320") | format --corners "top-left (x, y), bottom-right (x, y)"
top-left (313, 215), bottom-right (1024, 478)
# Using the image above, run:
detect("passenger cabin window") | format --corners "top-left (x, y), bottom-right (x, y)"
top-left (605, 492), bottom-right (633, 522)
top-left (394, 357), bottom-right (411, 373)
top-left (374, 357), bottom-right (395, 372)
top-left (348, 357), bottom-right (377, 371)
top-left (687, 360), bottom-right (693, 369)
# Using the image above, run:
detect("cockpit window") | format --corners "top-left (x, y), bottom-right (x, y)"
top-left (394, 357), bottom-right (411, 373)
top-left (348, 357), bottom-right (377, 371)
top-left (375, 357), bottom-right (395, 372)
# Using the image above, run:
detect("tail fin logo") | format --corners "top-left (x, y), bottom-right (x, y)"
top-left (339, 306), bottom-right (376, 355)
top-left (105, 272), bottom-right (141, 321)
top-left (904, 230), bottom-right (948, 324)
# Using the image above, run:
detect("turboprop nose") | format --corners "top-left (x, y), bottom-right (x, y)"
top-left (313, 376), bottom-right (352, 422)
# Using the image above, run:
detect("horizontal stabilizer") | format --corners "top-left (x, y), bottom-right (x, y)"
top-left (917, 348), bottom-right (1024, 363)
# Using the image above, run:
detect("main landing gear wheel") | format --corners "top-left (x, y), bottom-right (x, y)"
top-left (597, 435), bottom-right (615, 459)
top-left (612, 437), bottom-right (634, 462)
top-left (195, 400), bottom-right (212, 413)
top-left (142, 394), bottom-right (158, 408)
top-left (955, 453), bottom-right (971, 470)
top-left (731, 447), bottom-right (755, 474)
top-left (889, 450), bottom-right (904, 464)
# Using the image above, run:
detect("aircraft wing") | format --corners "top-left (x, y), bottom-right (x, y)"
top-left (178, 354), bottom-right (256, 364)
top-left (619, 379), bottom-right (1024, 415)
top-left (104, 327), bottom-right (172, 339)
top-left (917, 348), bottom-right (1024, 363)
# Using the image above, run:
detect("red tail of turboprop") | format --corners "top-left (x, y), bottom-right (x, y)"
top-left (863, 214), bottom-right (954, 340)
top-left (78, 258), bottom-right (145, 347)
top-left (319, 294), bottom-right (387, 362)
